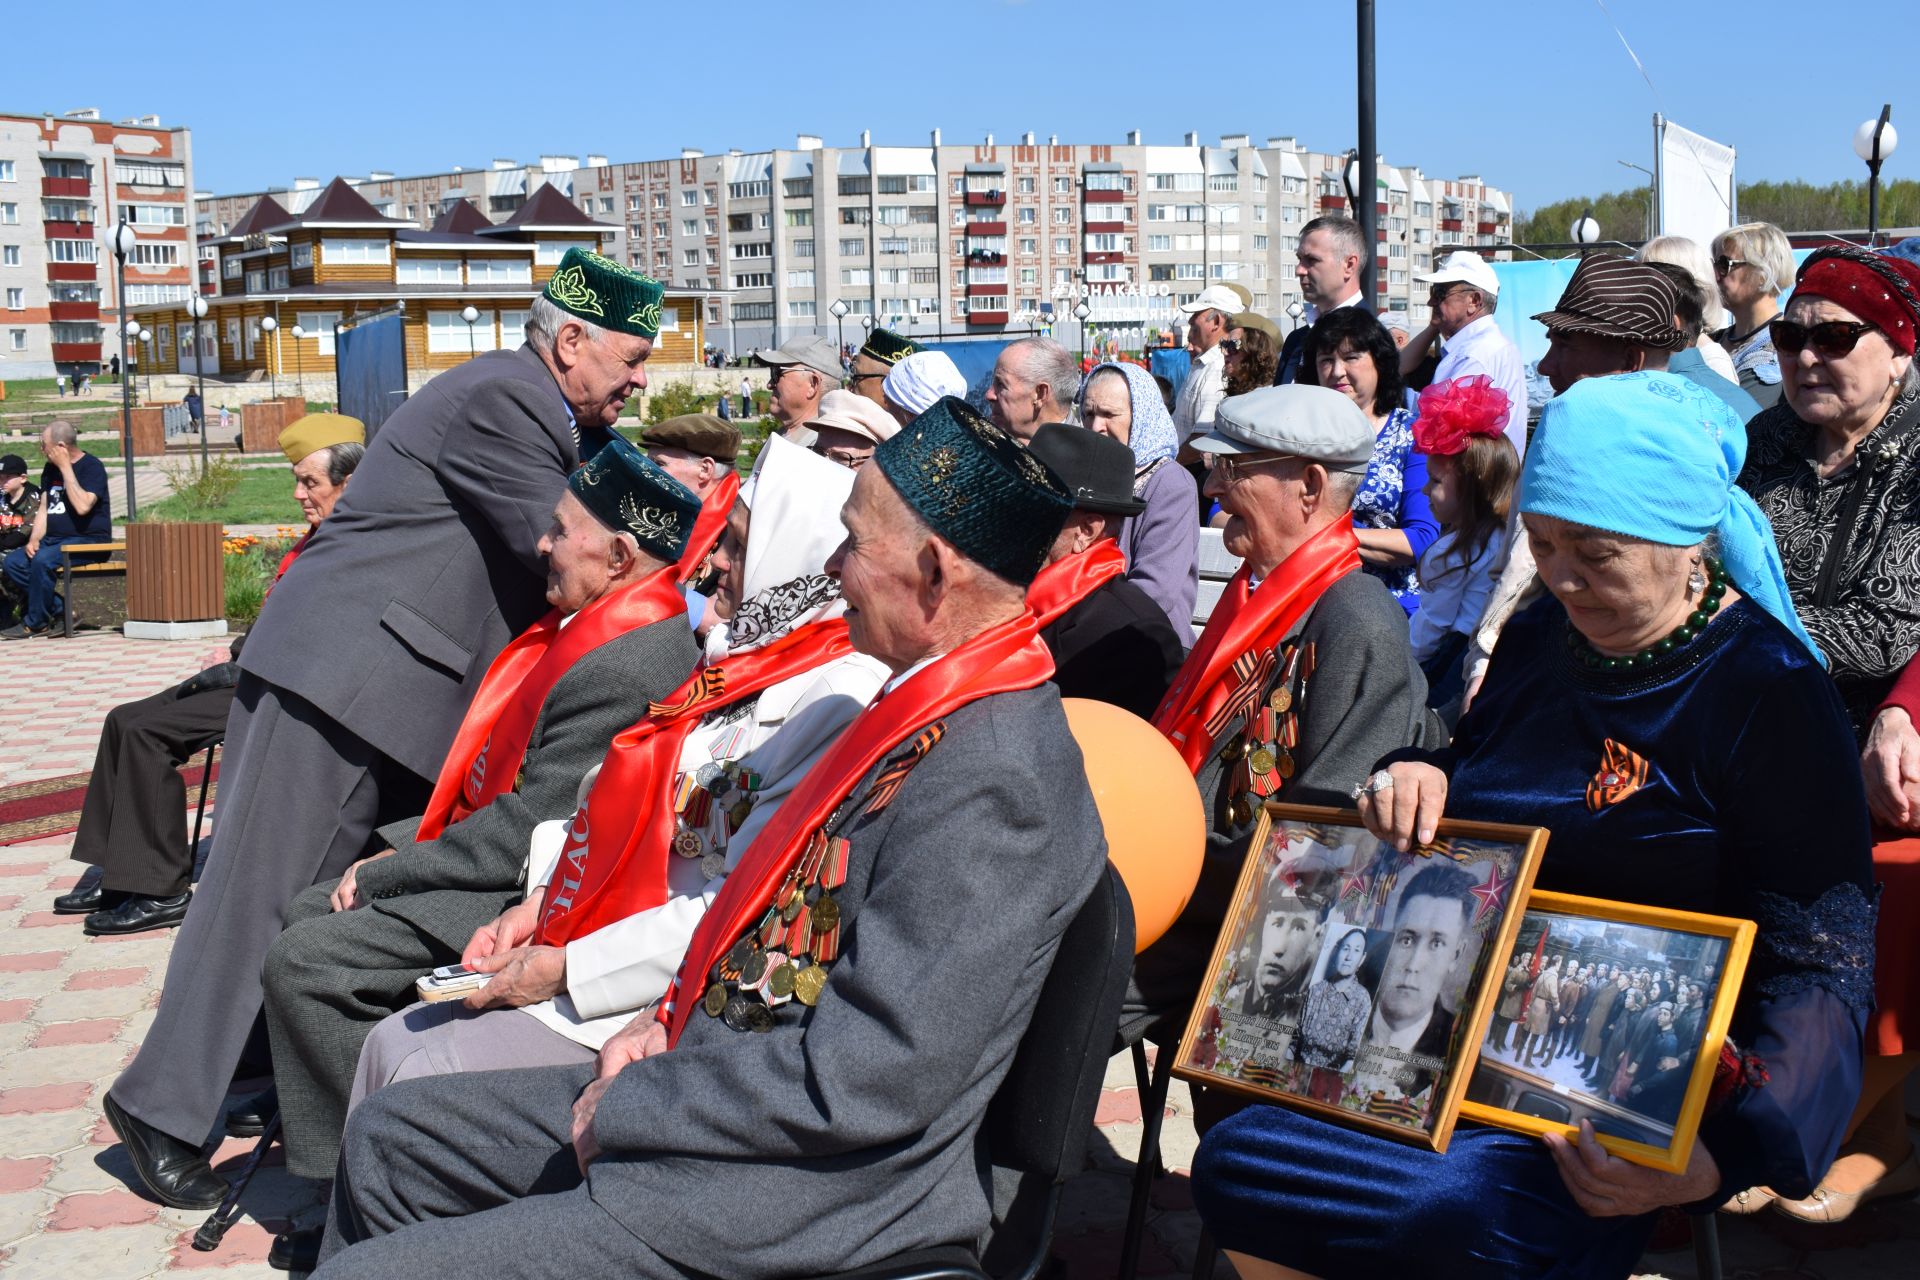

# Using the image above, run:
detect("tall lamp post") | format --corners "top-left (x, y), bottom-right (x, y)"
top-left (461, 304), bottom-right (480, 358)
top-left (1285, 299), bottom-right (1305, 334)
top-left (828, 299), bottom-right (849, 366)
top-left (290, 324), bottom-right (305, 398)
top-left (1854, 106), bottom-right (1899, 247)
top-left (106, 219), bottom-right (139, 521)
top-left (1073, 300), bottom-right (1091, 366)
top-left (186, 294), bottom-right (210, 470)
top-left (1571, 210), bottom-right (1601, 258)
top-left (259, 314), bottom-right (278, 396)
top-left (138, 329), bottom-right (152, 401)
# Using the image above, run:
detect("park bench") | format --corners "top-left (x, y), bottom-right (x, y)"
top-left (58, 540), bottom-right (128, 638)
top-left (1193, 524), bottom-right (1240, 627)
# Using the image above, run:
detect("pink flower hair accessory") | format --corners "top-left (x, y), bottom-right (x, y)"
top-left (1412, 375), bottom-right (1512, 455)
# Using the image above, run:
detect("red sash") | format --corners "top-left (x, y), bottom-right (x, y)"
top-left (533, 617), bottom-right (856, 947)
top-left (1026, 539), bottom-right (1127, 630)
top-left (268, 528), bottom-right (313, 597)
top-left (1151, 517), bottom-right (1360, 775)
top-left (661, 611), bottom-right (1055, 1045)
top-left (414, 566), bottom-right (689, 842)
top-left (677, 472), bottom-right (740, 583)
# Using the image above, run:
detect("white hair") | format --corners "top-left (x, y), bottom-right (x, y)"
top-left (525, 295), bottom-right (607, 353)
top-left (1008, 337), bottom-right (1082, 408)
top-left (1639, 235), bottom-right (1726, 331)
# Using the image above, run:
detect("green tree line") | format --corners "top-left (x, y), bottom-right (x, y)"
top-left (1515, 179), bottom-right (1920, 246)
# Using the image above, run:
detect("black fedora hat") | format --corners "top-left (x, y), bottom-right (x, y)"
top-left (1027, 424), bottom-right (1147, 516)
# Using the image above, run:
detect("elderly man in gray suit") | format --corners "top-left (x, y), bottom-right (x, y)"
top-left (105, 251), bottom-right (673, 1211)
top-left (313, 399), bottom-right (1109, 1279)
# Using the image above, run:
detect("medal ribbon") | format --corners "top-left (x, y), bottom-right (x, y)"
top-left (677, 471), bottom-right (740, 583)
top-left (1025, 538), bottom-right (1128, 630)
top-left (1151, 515), bottom-right (1360, 775)
top-left (662, 610), bottom-right (1056, 1046)
top-left (415, 565), bottom-right (689, 842)
top-left (532, 616), bottom-right (855, 947)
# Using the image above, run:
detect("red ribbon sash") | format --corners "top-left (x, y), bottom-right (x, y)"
top-left (415, 566), bottom-right (690, 842)
top-left (1151, 517), bottom-right (1360, 775)
top-left (1026, 539), bottom-right (1128, 630)
top-left (677, 472), bottom-right (740, 583)
top-left (533, 617), bottom-right (855, 947)
top-left (267, 528), bottom-right (313, 597)
top-left (661, 611), bottom-right (1056, 1045)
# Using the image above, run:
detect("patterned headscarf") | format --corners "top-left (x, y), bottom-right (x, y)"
top-left (710, 435), bottom-right (853, 659)
top-left (1081, 361), bottom-right (1178, 479)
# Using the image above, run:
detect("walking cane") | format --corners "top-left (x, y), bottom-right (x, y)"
top-left (192, 1111), bottom-right (281, 1251)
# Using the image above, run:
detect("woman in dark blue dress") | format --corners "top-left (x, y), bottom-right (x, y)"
top-left (1190, 372), bottom-right (1876, 1280)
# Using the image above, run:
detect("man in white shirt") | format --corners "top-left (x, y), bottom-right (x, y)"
top-left (1402, 252), bottom-right (1529, 459)
top-left (1172, 284), bottom-right (1241, 446)
top-left (1275, 215), bottom-right (1369, 383)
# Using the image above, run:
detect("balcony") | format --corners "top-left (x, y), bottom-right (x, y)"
top-left (43, 219), bottom-right (95, 240)
top-left (41, 176), bottom-right (90, 198)
top-left (1318, 195), bottom-right (1347, 210)
top-left (1440, 219), bottom-right (1463, 233)
top-left (47, 261), bottom-right (97, 282)
top-left (1082, 188), bottom-right (1124, 204)
top-left (966, 309), bottom-right (1009, 326)
top-left (1478, 222), bottom-right (1498, 236)
top-left (48, 300), bottom-right (100, 322)
top-left (966, 251), bottom-right (1006, 266)
top-left (50, 342), bottom-right (102, 363)
top-left (964, 220), bottom-right (1006, 237)
top-left (1084, 251), bottom-right (1126, 266)
top-left (1085, 221), bottom-right (1125, 236)
top-left (964, 190), bottom-right (1005, 206)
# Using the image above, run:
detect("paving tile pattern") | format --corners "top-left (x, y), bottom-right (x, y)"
top-left (0, 632), bottom-right (1914, 1276)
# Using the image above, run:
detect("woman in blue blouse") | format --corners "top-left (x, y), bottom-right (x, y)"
top-left (1190, 373), bottom-right (1875, 1280)
top-left (1302, 308), bottom-right (1439, 615)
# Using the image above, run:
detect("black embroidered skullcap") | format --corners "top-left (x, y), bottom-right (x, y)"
top-left (859, 327), bottom-right (919, 366)
top-left (567, 436), bottom-right (699, 564)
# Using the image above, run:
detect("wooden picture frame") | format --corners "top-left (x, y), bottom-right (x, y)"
top-left (1458, 890), bottom-right (1755, 1173)
top-left (1171, 803), bottom-right (1547, 1152)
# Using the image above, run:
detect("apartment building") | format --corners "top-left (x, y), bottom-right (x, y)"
top-left (0, 108), bottom-right (195, 380)
top-left (199, 131), bottom-right (1512, 356)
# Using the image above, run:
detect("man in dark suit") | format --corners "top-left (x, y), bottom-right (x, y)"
top-left (314, 398), bottom-right (1109, 1280)
top-left (105, 251), bottom-right (673, 1211)
top-left (1274, 214), bottom-right (1370, 385)
top-left (1354, 862), bottom-right (1477, 1102)
top-left (1026, 424), bottom-right (1183, 719)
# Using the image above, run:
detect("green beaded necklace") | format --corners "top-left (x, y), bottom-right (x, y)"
top-left (1565, 559), bottom-right (1731, 672)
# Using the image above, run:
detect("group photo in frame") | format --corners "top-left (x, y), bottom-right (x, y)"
top-left (1172, 803), bottom-right (1546, 1151)
top-left (1460, 892), bottom-right (1755, 1173)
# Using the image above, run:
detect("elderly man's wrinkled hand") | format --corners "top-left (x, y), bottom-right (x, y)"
top-left (571, 1076), bottom-right (612, 1175)
top-left (1355, 762), bottom-right (1448, 851)
top-left (461, 888), bottom-right (546, 967)
top-left (329, 848), bottom-right (396, 911)
top-left (1862, 707), bottom-right (1920, 831)
top-left (595, 1011), bottom-right (668, 1083)
top-left (463, 944), bottom-right (566, 1010)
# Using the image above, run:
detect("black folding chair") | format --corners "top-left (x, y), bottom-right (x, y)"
top-left (1117, 1010), bottom-right (1186, 1280)
top-left (805, 863), bottom-right (1136, 1280)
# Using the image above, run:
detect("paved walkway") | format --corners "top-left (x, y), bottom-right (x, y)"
top-left (0, 631), bottom-right (1913, 1277)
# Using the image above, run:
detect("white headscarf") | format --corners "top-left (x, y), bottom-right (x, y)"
top-left (706, 435), bottom-right (852, 660)
top-left (883, 350), bottom-right (967, 415)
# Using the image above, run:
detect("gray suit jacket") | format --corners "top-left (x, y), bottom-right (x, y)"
top-left (239, 345), bottom-right (590, 779)
top-left (354, 612), bottom-right (699, 951)
top-left (583, 685), bottom-right (1108, 1277)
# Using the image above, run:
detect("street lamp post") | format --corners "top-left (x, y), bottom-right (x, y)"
top-left (1285, 300), bottom-right (1305, 334)
top-left (106, 219), bottom-right (139, 522)
top-left (461, 304), bottom-right (480, 358)
top-left (1854, 106), bottom-right (1899, 246)
top-left (829, 298), bottom-right (849, 364)
top-left (290, 324), bottom-right (305, 397)
top-left (1571, 209), bottom-right (1601, 258)
top-left (186, 294), bottom-right (210, 470)
top-left (138, 329), bottom-right (152, 401)
top-left (1073, 301), bottom-right (1091, 366)
top-left (260, 314), bottom-right (278, 396)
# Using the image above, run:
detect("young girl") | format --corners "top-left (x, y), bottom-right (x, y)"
top-left (1408, 376), bottom-right (1517, 714)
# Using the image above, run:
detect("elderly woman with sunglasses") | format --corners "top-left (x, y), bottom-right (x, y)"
top-left (1734, 244), bottom-right (1920, 1224)
top-left (1710, 222), bottom-right (1797, 410)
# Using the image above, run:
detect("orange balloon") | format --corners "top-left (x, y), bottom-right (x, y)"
top-left (1062, 698), bottom-right (1206, 953)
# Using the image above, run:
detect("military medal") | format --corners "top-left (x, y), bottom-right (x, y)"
top-left (701, 852), bottom-right (726, 878)
top-left (673, 829), bottom-right (702, 858)
top-left (1248, 748), bottom-right (1276, 777)
top-left (768, 960), bottom-right (797, 999)
top-left (725, 937), bottom-right (754, 975)
top-left (793, 964), bottom-right (828, 1006)
top-left (1269, 687), bottom-right (1292, 713)
top-left (738, 948), bottom-right (769, 988)
top-left (811, 891), bottom-right (840, 932)
top-left (781, 886), bottom-right (805, 923)
top-left (722, 994), bottom-right (757, 1032)
top-left (745, 1003), bottom-right (775, 1033)
top-left (703, 982), bottom-right (728, 1018)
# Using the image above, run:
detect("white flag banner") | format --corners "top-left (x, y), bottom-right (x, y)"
top-left (1657, 118), bottom-right (1737, 249)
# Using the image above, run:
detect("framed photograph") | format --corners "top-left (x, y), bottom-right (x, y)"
top-left (1458, 891), bottom-right (1754, 1172)
top-left (1171, 803), bottom-right (1546, 1152)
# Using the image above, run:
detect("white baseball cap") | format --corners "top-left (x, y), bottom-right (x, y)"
top-left (1417, 251), bottom-right (1501, 295)
top-left (1179, 284), bottom-right (1247, 316)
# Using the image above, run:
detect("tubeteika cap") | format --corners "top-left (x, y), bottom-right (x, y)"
top-left (641, 414), bottom-right (740, 462)
top-left (1188, 384), bottom-right (1376, 473)
top-left (542, 248), bottom-right (667, 339)
top-left (1026, 424), bottom-right (1147, 516)
top-left (278, 412), bottom-right (365, 465)
top-left (568, 436), bottom-right (699, 565)
top-left (873, 396), bottom-right (1072, 586)
top-left (859, 327), bottom-right (919, 366)
top-left (1531, 255), bottom-right (1686, 352)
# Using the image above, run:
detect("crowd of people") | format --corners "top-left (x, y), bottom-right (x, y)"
top-left (51, 224), bottom-right (1917, 1279)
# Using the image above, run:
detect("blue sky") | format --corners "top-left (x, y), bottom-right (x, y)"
top-left (6, 0), bottom-right (1905, 213)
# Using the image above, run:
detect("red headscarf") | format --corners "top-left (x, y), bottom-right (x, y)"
top-left (1793, 247), bottom-right (1920, 356)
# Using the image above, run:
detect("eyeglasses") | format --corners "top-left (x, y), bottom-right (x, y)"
top-left (1711, 255), bottom-right (1749, 277)
top-left (1768, 317), bottom-right (1879, 358)
top-left (1220, 338), bottom-right (1243, 355)
top-left (765, 365), bottom-right (789, 385)
top-left (1204, 451), bottom-right (1295, 484)
top-left (814, 444), bottom-right (871, 469)
top-left (845, 372), bottom-right (883, 386)
top-left (1427, 284), bottom-right (1466, 305)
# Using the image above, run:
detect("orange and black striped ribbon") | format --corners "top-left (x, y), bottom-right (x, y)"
top-left (863, 722), bottom-right (948, 816)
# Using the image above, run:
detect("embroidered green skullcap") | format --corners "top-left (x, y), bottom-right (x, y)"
top-left (567, 436), bottom-right (699, 564)
top-left (542, 248), bottom-right (666, 339)
top-left (872, 395), bottom-right (1072, 587)
top-left (859, 327), bottom-right (919, 366)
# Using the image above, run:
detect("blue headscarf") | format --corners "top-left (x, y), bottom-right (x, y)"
top-left (1081, 361), bottom-right (1178, 480)
top-left (1518, 371), bottom-right (1821, 662)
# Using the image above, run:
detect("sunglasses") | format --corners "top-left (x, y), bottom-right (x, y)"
top-left (1220, 338), bottom-right (1243, 354)
top-left (1711, 255), bottom-right (1749, 277)
top-left (1768, 318), bottom-right (1878, 358)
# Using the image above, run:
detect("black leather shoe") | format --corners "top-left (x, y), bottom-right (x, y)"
top-left (83, 891), bottom-right (191, 936)
top-left (53, 865), bottom-right (108, 915)
top-left (225, 1085), bottom-right (278, 1139)
top-left (268, 1226), bottom-right (323, 1273)
top-left (101, 1092), bottom-right (228, 1209)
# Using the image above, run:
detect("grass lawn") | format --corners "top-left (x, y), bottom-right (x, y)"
top-left (140, 466), bottom-right (302, 527)
top-left (0, 436), bottom-right (126, 472)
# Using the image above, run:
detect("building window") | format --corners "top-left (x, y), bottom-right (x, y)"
top-left (1052, 207), bottom-right (1071, 225)
top-left (1208, 174), bottom-right (1239, 192)
top-left (793, 238), bottom-right (814, 258)
top-left (467, 257), bottom-right (531, 284)
top-left (127, 242), bottom-right (179, 265)
top-left (1020, 267), bottom-right (1037, 284)
top-left (225, 318), bottom-right (241, 349)
top-left (785, 269), bottom-right (814, 287)
top-left (245, 270), bottom-right (265, 292)
top-left (534, 240), bottom-right (578, 265)
top-left (499, 308), bottom-right (529, 345)
top-left (728, 180), bottom-right (770, 199)
top-left (8, 329), bottom-right (24, 352)
top-left (0, 203), bottom-right (16, 224)
top-left (114, 159), bottom-right (185, 187)
top-left (1057, 176), bottom-right (1078, 194)
top-left (1053, 237), bottom-right (1071, 255)
top-left (1254, 235), bottom-right (1270, 251)
top-left (788, 299), bottom-right (816, 318)
top-left (730, 242), bottom-right (771, 259)
top-left (1019, 238), bottom-right (1037, 256)
top-left (269, 267), bottom-right (289, 289)
top-left (396, 258), bottom-right (462, 284)
top-left (0, 246), bottom-right (16, 266)
top-left (838, 237), bottom-right (865, 256)
top-left (1017, 177), bottom-right (1035, 195)
top-left (841, 268), bottom-right (872, 286)
top-left (127, 204), bottom-right (186, 226)
top-left (683, 249), bottom-right (700, 266)
top-left (0, 161), bottom-right (12, 182)
top-left (837, 176), bottom-right (870, 197)
top-left (224, 256), bottom-right (243, 278)
top-left (876, 205), bottom-right (907, 226)
top-left (785, 209), bottom-right (812, 227)
top-left (4, 289), bottom-right (21, 310)
top-left (428, 309), bottom-right (500, 354)
top-left (297, 311), bottom-right (343, 356)
top-left (650, 192), bottom-right (668, 210)
top-left (292, 243), bottom-right (314, 269)
top-left (321, 238), bottom-right (389, 265)
top-left (1017, 208), bottom-right (1036, 225)
top-left (840, 207), bottom-right (870, 225)
top-left (731, 272), bottom-right (771, 289)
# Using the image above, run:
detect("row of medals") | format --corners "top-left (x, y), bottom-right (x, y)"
top-left (702, 827), bottom-right (849, 1033)
top-left (1220, 642), bottom-right (1315, 827)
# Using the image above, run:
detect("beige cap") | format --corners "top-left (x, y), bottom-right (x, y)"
top-left (804, 389), bottom-right (900, 445)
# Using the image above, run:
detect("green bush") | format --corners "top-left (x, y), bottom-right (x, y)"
top-left (223, 536), bottom-right (293, 626)
top-left (644, 380), bottom-right (713, 425)
top-left (158, 456), bottom-right (243, 514)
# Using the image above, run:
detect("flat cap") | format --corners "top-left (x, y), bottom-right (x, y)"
top-left (641, 413), bottom-right (740, 462)
top-left (753, 334), bottom-right (842, 380)
top-left (1188, 385), bottom-right (1376, 473)
top-left (278, 412), bottom-right (365, 465)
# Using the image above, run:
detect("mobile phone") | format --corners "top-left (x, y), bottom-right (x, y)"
top-left (416, 966), bottom-right (490, 1003)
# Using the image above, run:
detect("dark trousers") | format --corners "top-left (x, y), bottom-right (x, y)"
top-left (263, 882), bottom-right (460, 1179)
top-left (72, 682), bottom-right (232, 898)
top-left (1, 535), bottom-right (99, 628)
top-left (110, 675), bottom-right (432, 1149)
